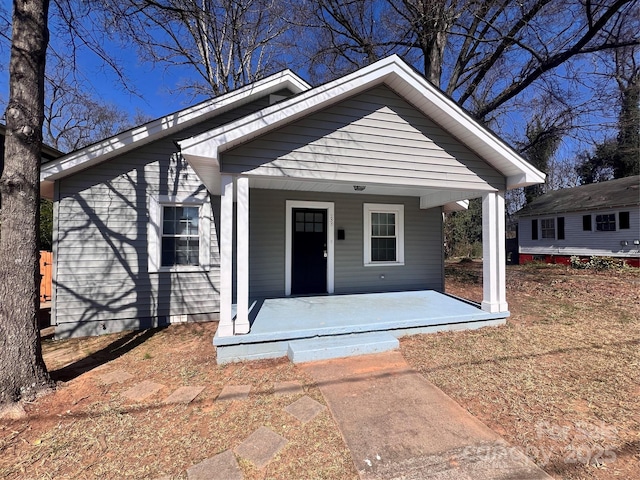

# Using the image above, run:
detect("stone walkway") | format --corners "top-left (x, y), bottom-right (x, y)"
top-left (97, 356), bottom-right (552, 480)
top-left (96, 370), bottom-right (325, 479)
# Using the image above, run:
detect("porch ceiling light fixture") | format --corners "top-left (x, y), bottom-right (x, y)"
top-left (353, 185), bottom-right (366, 191)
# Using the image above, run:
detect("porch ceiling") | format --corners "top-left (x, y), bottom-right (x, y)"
top-left (249, 177), bottom-right (487, 209)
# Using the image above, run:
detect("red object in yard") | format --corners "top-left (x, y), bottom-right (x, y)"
top-left (518, 253), bottom-right (639, 267)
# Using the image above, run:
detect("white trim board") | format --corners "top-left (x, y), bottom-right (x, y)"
top-left (147, 194), bottom-right (211, 273)
top-left (285, 200), bottom-right (335, 296)
top-left (363, 203), bottom-right (405, 267)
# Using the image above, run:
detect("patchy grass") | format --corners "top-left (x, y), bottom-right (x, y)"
top-left (0, 323), bottom-right (356, 479)
top-left (403, 260), bottom-right (640, 480)
top-left (1, 262), bottom-right (638, 479)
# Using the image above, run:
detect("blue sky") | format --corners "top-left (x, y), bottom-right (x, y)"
top-left (0, 0), bottom-right (620, 167)
top-left (0, 0), bottom-right (210, 123)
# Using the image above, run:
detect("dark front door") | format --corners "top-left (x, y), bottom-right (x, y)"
top-left (292, 208), bottom-right (327, 295)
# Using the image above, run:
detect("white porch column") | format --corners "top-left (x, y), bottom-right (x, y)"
top-left (481, 191), bottom-right (508, 313)
top-left (218, 175), bottom-right (234, 337)
top-left (235, 176), bottom-right (250, 334)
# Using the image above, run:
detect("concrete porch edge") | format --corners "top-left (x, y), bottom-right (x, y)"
top-left (213, 290), bottom-right (508, 364)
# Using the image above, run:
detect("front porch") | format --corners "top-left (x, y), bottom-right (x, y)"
top-left (214, 290), bottom-right (508, 363)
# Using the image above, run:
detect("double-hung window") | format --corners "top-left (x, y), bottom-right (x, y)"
top-left (148, 195), bottom-right (211, 272)
top-left (162, 205), bottom-right (200, 266)
top-left (541, 218), bottom-right (555, 239)
top-left (363, 203), bottom-right (404, 266)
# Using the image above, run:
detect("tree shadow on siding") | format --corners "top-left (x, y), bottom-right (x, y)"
top-left (49, 326), bottom-right (165, 382)
top-left (52, 146), bottom-right (218, 340)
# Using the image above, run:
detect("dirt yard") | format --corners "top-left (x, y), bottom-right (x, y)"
top-left (1, 261), bottom-right (638, 479)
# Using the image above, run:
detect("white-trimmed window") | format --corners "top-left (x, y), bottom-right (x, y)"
top-left (363, 203), bottom-right (404, 266)
top-left (541, 218), bottom-right (555, 239)
top-left (148, 195), bottom-right (211, 272)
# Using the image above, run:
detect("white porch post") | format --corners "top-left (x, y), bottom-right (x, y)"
top-left (481, 191), bottom-right (508, 313)
top-left (218, 175), bottom-right (234, 337)
top-left (235, 176), bottom-right (250, 333)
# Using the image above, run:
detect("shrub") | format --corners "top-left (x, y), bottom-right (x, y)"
top-left (570, 255), bottom-right (624, 270)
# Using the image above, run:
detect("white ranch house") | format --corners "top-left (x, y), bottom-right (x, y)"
top-left (517, 176), bottom-right (640, 267)
top-left (40, 56), bottom-right (544, 362)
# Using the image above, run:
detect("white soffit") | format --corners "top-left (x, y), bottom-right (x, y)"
top-left (39, 70), bottom-right (311, 182)
top-left (179, 55), bottom-right (545, 191)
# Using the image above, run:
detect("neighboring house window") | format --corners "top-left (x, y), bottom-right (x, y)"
top-left (557, 217), bottom-right (565, 240)
top-left (148, 195), bottom-right (211, 272)
top-left (541, 218), bottom-right (555, 239)
top-left (363, 203), bottom-right (404, 266)
top-left (531, 219), bottom-right (538, 240)
top-left (162, 206), bottom-right (200, 266)
top-left (595, 214), bottom-right (616, 231)
top-left (582, 215), bottom-right (591, 231)
top-left (619, 211), bottom-right (630, 229)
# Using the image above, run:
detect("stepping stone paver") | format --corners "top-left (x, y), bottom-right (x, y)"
top-left (187, 450), bottom-right (243, 480)
top-left (216, 384), bottom-right (251, 402)
top-left (284, 395), bottom-right (326, 424)
top-left (122, 380), bottom-right (165, 401)
top-left (98, 369), bottom-right (133, 385)
top-left (163, 386), bottom-right (205, 404)
top-left (234, 426), bottom-right (288, 469)
top-left (273, 380), bottom-right (304, 396)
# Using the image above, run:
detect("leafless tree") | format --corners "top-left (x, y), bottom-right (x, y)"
top-left (297, 0), bottom-right (640, 125)
top-left (43, 55), bottom-right (135, 152)
top-left (288, 0), bottom-right (401, 82)
top-left (97, 0), bottom-right (291, 98)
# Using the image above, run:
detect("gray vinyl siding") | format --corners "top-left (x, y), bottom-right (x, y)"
top-left (249, 189), bottom-right (443, 298)
top-left (222, 86), bottom-right (505, 191)
top-left (519, 208), bottom-right (640, 258)
top-left (53, 96), bottom-right (283, 338)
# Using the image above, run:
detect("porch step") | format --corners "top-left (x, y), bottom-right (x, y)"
top-left (287, 332), bottom-right (399, 363)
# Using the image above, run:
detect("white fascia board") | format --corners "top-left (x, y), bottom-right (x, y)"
top-left (180, 55), bottom-right (545, 190)
top-left (385, 62), bottom-right (546, 189)
top-left (40, 70), bottom-right (311, 182)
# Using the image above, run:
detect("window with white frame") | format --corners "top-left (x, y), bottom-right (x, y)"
top-left (363, 203), bottom-right (404, 266)
top-left (541, 218), bottom-right (555, 239)
top-left (148, 196), bottom-right (211, 272)
top-left (162, 205), bottom-right (200, 266)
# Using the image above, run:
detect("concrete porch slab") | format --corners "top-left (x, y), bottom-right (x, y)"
top-left (214, 291), bottom-right (507, 363)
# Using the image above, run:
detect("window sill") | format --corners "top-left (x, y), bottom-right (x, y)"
top-left (151, 266), bottom-right (211, 274)
top-left (364, 262), bottom-right (405, 267)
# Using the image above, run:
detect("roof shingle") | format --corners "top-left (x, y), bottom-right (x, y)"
top-left (516, 175), bottom-right (640, 217)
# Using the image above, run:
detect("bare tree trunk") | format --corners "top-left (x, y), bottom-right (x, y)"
top-left (0, 0), bottom-right (52, 405)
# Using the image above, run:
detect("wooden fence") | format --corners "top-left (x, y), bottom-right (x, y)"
top-left (40, 250), bottom-right (52, 304)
